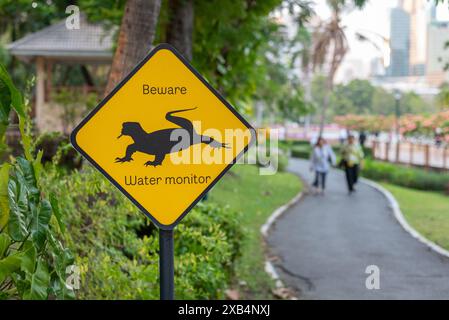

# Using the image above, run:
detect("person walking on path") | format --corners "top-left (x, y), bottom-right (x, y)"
top-left (310, 137), bottom-right (336, 195)
top-left (341, 135), bottom-right (364, 194)
top-left (359, 130), bottom-right (367, 148)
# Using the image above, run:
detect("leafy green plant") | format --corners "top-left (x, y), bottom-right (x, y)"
top-left (41, 164), bottom-right (242, 299)
top-left (0, 63), bottom-right (74, 299)
top-left (51, 88), bottom-right (99, 135)
top-left (33, 131), bottom-right (82, 170)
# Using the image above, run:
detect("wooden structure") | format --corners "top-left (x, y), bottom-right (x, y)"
top-left (7, 15), bottom-right (114, 132)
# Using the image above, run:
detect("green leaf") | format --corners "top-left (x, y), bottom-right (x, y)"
top-left (0, 233), bottom-right (10, 258)
top-left (0, 63), bottom-right (25, 117)
top-left (0, 163), bottom-right (10, 230)
top-left (7, 177), bottom-right (29, 242)
top-left (16, 157), bottom-right (39, 198)
top-left (19, 241), bottom-right (37, 274)
top-left (31, 200), bottom-right (52, 251)
top-left (23, 260), bottom-right (50, 300)
top-left (0, 253), bottom-right (21, 284)
top-left (50, 193), bottom-right (65, 233)
top-left (0, 123), bottom-right (7, 154)
top-left (0, 77), bottom-right (11, 125)
top-left (19, 116), bottom-right (33, 161)
top-left (48, 234), bottom-right (75, 300)
top-left (33, 150), bottom-right (44, 183)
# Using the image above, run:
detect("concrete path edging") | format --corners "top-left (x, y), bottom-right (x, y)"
top-left (261, 190), bottom-right (304, 289)
top-left (361, 178), bottom-right (449, 259)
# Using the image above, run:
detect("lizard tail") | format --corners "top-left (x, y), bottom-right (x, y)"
top-left (166, 107), bottom-right (197, 116)
top-left (165, 108), bottom-right (197, 134)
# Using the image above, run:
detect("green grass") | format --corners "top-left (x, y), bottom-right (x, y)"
top-left (209, 164), bottom-right (302, 299)
top-left (381, 183), bottom-right (449, 250)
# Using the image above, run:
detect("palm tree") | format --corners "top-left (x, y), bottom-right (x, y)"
top-left (311, 0), bottom-right (366, 136)
top-left (166, 0), bottom-right (194, 60)
top-left (105, 0), bottom-right (162, 96)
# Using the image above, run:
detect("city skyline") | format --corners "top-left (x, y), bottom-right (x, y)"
top-left (310, 0), bottom-right (449, 84)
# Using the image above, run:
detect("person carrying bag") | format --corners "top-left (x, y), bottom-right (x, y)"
top-left (340, 135), bottom-right (364, 194)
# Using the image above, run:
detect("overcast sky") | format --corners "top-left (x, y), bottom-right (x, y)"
top-left (308, 0), bottom-right (449, 82)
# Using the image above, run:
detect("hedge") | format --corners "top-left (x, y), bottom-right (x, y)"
top-left (291, 144), bottom-right (311, 159)
top-left (362, 160), bottom-right (449, 192)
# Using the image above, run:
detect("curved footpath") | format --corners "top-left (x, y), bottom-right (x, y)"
top-left (268, 158), bottom-right (449, 299)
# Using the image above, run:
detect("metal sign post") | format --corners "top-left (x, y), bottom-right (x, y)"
top-left (159, 228), bottom-right (174, 300)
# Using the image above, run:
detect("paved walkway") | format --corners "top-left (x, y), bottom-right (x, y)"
top-left (268, 158), bottom-right (449, 299)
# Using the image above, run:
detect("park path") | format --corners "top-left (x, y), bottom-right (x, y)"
top-left (268, 158), bottom-right (449, 300)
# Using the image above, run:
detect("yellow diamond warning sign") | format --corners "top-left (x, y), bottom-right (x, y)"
top-left (71, 44), bottom-right (255, 229)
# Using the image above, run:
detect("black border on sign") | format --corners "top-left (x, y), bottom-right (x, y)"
top-left (70, 43), bottom-right (256, 230)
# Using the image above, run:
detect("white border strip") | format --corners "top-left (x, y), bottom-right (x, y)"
top-left (261, 192), bottom-right (303, 238)
top-left (362, 178), bottom-right (449, 259)
top-left (261, 191), bottom-right (303, 288)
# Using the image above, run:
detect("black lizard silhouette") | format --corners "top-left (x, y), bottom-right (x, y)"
top-left (115, 108), bottom-right (229, 167)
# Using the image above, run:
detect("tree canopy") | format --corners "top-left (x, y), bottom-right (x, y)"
top-left (311, 76), bottom-right (434, 119)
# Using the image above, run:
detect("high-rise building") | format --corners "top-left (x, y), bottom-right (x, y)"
top-left (430, 2), bottom-right (437, 21)
top-left (389, 6), bottom-right (411, 77)
top-left (426, 21), bottom-right (449, 86)
top-left (402, 0), bottom-right (427, 76)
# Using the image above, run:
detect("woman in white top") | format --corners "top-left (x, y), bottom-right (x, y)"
top-left (310, 137), bottom-right (336, 194)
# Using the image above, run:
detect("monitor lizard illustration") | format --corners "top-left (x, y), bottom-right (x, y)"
top-left (115, 108), bottom-right (229, 167)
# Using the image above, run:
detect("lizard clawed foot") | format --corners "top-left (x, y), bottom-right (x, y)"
top-left (115, 157), bottom-right (133, 163)
top-left (144, 161), bottom-right (162, 167)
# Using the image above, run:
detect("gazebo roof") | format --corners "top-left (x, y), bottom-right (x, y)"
top-left (7, 15), bottom-right (114, 60)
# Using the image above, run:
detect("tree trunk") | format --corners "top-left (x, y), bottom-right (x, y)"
top-left (318, 74), bottom-right (334, 137)
top-left (166, 0), bottom-right (194, 60)
top-left (105, 0), bottom-right (162, 96)
top-left (318, 36), bottom-right (346, 137)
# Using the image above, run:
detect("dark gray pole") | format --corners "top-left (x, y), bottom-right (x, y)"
top-left (159, 228), bottom-right (174, 300)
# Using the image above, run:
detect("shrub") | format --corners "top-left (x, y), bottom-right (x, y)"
top-left (256, 140), bottom-right (289, 173)
top-left (277, 141), bottom-right (291, 154)
top-left (362, 146), bottom-right (373, 159)
top-left (41, 165), bottom-right (242, 299)
top-left (291, 144), bottom-right (311, 159)
top-left (33, 132), bottom-right (82, 169)
top-left (362, 159), bottom-right (449, 192)
top-left (0, 64), bottom-right (74, 300)
top-left (287, 140), bottom-right (310, 146)
top-left (277, 151), bottom-right (289, 172)
top-left (261, 148), bottom-right (288, 173)
top-left (0, 157), bottom-right (75, 300)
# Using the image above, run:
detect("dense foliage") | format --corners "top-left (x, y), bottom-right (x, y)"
top-left (41, 164), bottom-right (242, 299)
top-left (0, 0), bottom-right (314, 120)
top-left (0, 64), bottom-right (74, 299)
top-left (0, 62), bottom-right (262, 300)
top-left (311, 77), bottom-right (434, 122)
top-left (362, 160), bottom-right (449, 192)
